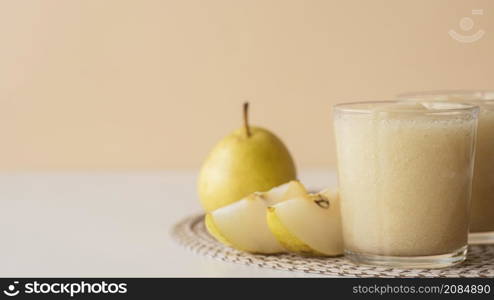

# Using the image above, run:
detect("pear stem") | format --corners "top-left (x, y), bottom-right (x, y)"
top-left (243, 102), bottom-right (251, 137)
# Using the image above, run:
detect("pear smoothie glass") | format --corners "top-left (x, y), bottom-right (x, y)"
top-left (398, 91), bottom-right (494, 244)
top-left (333, 101), bottom-right (478, 268)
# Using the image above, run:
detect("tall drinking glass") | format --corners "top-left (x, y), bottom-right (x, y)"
top-left (398, 91), bottom-right (494, 244)
top-left (333, 101), bottom-right (478, 268)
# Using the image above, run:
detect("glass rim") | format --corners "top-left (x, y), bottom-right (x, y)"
top-left (333, 100), bottom-right (480, 115)
top-left (397, 90), bottom-right (494, 102)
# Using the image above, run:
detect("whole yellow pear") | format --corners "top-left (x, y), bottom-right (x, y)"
top-left (198, 103), bottom-right (297, 212)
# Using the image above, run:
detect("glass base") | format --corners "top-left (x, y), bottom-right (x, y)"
top-left (469, 231), bottom-right (494, 245)
top-left (345, 246), bottom-right (467, 269)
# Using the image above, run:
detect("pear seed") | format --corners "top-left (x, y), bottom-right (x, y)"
top-left (314, 198), bottom-right (330, 209)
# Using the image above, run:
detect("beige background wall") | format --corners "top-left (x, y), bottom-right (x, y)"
top-left (1, 0), bottom-right (493, 170)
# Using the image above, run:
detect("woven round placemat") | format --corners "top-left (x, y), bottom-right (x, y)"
top-left (171, 213), bottom-right (494, 277)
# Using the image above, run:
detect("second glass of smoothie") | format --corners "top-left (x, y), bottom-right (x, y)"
top-left (333, 101), bottom-right (479, 268)
top-left (398, 91), bottom-right (494, 244)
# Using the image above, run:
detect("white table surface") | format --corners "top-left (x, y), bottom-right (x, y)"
top-left (0, 169), bottom-right (337, 277)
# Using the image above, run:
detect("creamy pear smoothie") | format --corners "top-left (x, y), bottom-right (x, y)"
top-left (398, 91), bottom-right (494, 244)
top-left (333, 101), bottom-right (478, 268)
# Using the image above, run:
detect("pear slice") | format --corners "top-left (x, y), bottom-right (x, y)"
top-left (267, 188), bottom-right (343, 256)
top-left (205, 180), bottom-right (307, 254)
top-left (205, 194), bottom-right (283, 253)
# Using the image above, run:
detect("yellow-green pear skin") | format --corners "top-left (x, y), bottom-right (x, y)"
top-left (198, 126), bottom-right (297, 212)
